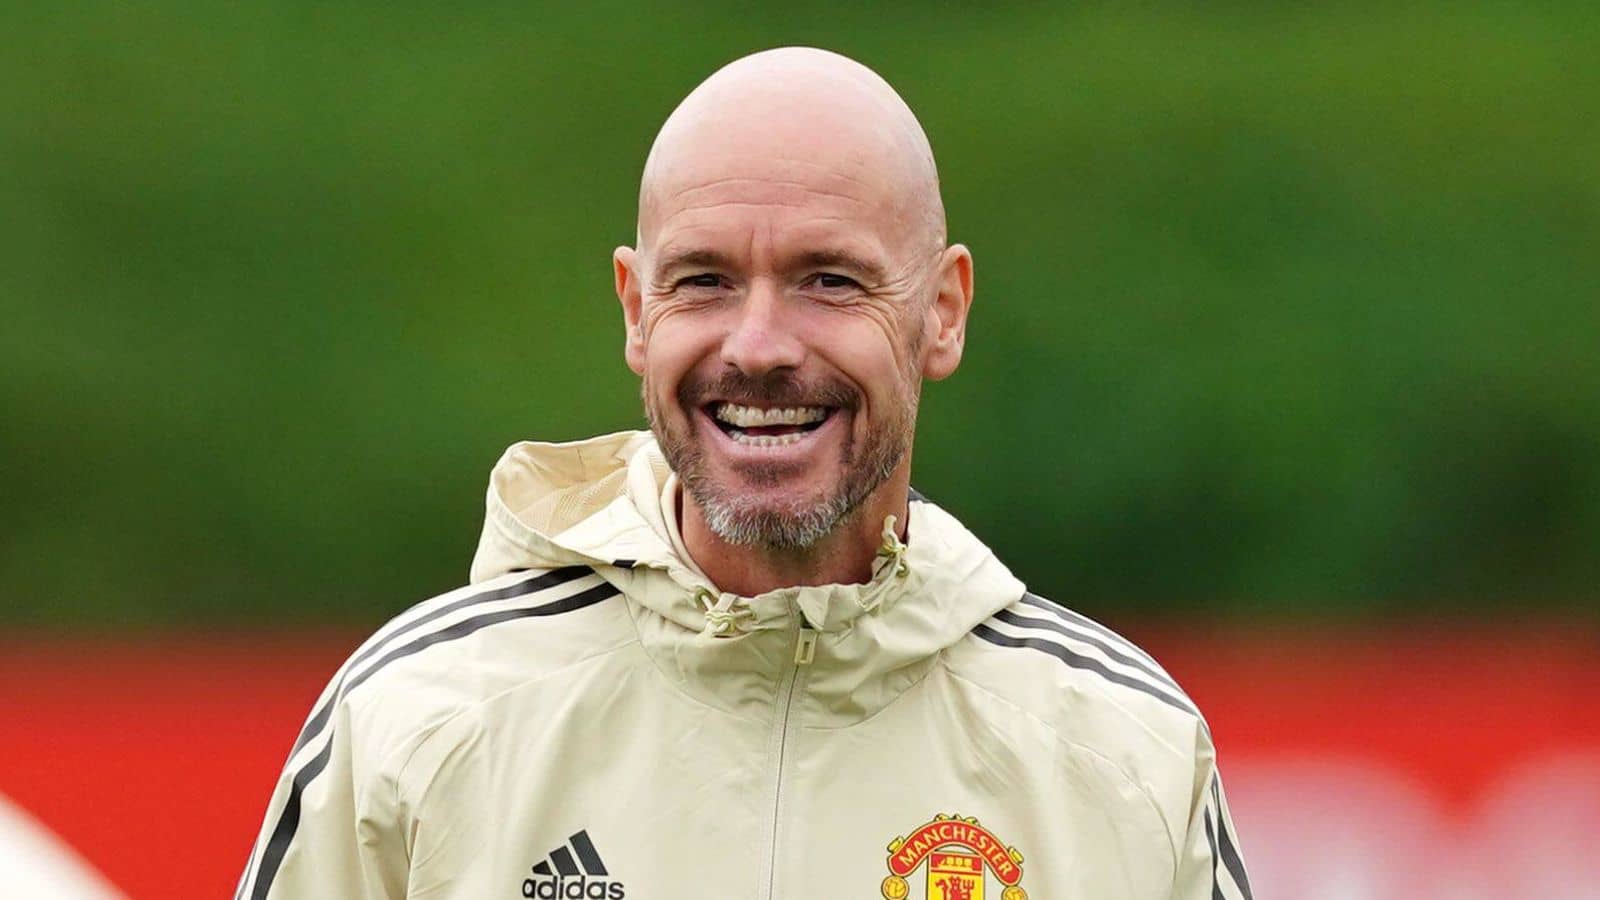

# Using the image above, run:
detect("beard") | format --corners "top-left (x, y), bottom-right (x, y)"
top-left (644, 367), bottom-right (917, 551)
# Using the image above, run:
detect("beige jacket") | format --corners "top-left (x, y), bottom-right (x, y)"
top-left (237, 431), bottom-right (1251, 900)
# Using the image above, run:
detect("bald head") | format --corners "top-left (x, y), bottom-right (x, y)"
top-left (637, 48), bottom-right (946, 256)
top-left (613, 49), bottom-right (975, 564)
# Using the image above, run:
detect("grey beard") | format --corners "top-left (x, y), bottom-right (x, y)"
top-left (649, 403), bottom-right (912, 552)
top-left (669, 432), bottom-right (904, 551)
top-left (642, 363), bottom-right (918, 552)
top-left (698, 487), bottom-right (856, 550)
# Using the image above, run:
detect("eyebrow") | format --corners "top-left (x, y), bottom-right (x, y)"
top-left (655, 248), bottom-right (734, 275)
top-left (654, 247), bottom-right (889, 284)
top-left (790, 249), bottom-right (888, 284)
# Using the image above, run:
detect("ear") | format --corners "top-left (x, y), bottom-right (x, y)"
top-left (921, 244), bottom-right (974, 381)
top-left (614, 245), bottom-right (647, 376)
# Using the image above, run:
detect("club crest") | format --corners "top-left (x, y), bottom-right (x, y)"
top-left (881, 814), bottom-right (1027, 900)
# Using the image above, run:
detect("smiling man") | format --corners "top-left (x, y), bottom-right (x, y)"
top-left (614, 48), bottom-right (965, 597)
top-left (239, 48), bottom-right (1251, 900)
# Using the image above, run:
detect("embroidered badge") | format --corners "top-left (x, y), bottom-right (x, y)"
top-left (882, 813), bottom-right (1027, 900)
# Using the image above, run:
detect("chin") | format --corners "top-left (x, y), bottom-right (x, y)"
top-left (702, 499), bottom-right (850, 550)
top-left (691, 476), bottom-right (854, 550)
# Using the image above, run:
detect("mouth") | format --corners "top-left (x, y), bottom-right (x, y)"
top-left (702, 401), bottom-right (837, 448)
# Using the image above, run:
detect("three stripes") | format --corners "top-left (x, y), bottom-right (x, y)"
top-left (237, 566), bottom-right (619, 900)
top-left (974, 593), bottom-right (1202, 722)
top-left (530, 829), bottom-right (611, 879)
top-left (1204, 775), bottom-right (1253, 900)
top-left (976, 592), bottom-right (1251, 900)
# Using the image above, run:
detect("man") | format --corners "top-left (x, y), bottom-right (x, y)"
top-left (238, 48), bottom-right (1251, 900)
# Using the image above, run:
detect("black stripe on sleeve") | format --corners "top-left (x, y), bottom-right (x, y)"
top-left (972, 623), bottom-right (1200, 718)
top-left (250, 738), bottom-right (334, 900)
top-left (246, 578), bottom-right (619, 900)
top-left (341, 581), bottom-right (619, 697)
top-left (993, 606), bottom-right (1181, 692)
top-left (1203, 798), bottom-right (1225, 900)
top-left (1213, 777), bottom-right (1254, 899)
top-left (1019, 592), bottom-right (1161, 667)
top-left (289, 566), bottom-right (593, 757)
top-left (571, 829), bottom-right (609, 876)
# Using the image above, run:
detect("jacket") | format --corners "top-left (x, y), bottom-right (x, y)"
top-left (237, 430), bottom-right (1252, 900)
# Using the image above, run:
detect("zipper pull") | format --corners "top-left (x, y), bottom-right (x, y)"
top-left (793, 627), bottom-right (817, 665)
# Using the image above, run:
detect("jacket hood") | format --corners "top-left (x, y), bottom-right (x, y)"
top-left (472, 430), bottom-right (664, 580)
top-left (469, 430), bottom-right (1025, 721)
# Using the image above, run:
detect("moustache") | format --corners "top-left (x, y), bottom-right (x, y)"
top-left (678, 371), bottom-right (858, 411)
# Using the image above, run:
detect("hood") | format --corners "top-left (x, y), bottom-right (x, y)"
top-left (472, 430), bottom-right (665, 580)
top-left (469, 430), bottom-right (1025, 721)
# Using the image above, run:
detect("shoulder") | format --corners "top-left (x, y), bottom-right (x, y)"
top-left (300, 565), bottom-right (637, 772)
top-left (944, 591), bottom-right (1210, 775)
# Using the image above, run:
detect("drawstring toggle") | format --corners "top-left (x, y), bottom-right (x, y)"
top-left (695, 587), bottom-right (752, 637)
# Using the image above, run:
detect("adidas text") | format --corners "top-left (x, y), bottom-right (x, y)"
top-left (521, 876), bottom-right (625, 899)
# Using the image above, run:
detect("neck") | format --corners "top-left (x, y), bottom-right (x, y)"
top-left (680, 463), bottom-right (912, 597)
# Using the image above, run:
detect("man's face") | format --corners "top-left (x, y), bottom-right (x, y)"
top-left (621, 150), bottom-right (938, 549)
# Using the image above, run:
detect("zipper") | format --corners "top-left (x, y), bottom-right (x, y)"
top-left (761, 623), bottom-right (816, 900)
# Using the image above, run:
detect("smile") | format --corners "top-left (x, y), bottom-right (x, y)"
top-left (705, 402), bottom-right (835, 448)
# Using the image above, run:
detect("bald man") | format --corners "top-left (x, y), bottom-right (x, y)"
top-left (238, 48), bottom-right (1252, 900)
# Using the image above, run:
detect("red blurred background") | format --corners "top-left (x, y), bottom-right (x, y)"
top-left (4, 625), bottom-right (1596, 899)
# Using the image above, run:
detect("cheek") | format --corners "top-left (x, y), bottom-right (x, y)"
top-left (642, 316), bottom-right (718, 400)
top-left (813, 310), bottom-right (917, 385)
top-left (804, 327), bottom-right (913, 425)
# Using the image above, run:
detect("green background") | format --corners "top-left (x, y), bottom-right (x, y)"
top-left (4, 3), bottom-right (1596, 627)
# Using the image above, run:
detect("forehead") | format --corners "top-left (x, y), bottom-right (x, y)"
top-left (642, 139), bottom-right (920, 264)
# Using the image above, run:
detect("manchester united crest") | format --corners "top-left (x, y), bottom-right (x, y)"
top-left (881, 814), bottom-right (1027, 900)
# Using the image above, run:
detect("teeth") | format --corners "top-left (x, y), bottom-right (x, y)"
top-left (728, 430), bottom-right (808, 447)
top-left (713, 403), bottom-right (829, 428)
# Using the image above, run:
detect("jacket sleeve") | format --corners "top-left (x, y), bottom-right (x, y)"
top-left (1169, 740), bottom-right (1254, 900)
top-left (234, 683), bottom-right (408, 900)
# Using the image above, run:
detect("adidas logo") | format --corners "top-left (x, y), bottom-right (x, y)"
top-left (521, 829), bottom-right (625, 899)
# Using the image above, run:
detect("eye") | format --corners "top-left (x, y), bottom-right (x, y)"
top-left (812, 273), bottom-right (860, 290)
top-left (677, 274), bottom-right (723, 289)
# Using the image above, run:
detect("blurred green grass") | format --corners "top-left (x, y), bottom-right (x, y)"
top-left (2, 2), bottom-right (1596, 626)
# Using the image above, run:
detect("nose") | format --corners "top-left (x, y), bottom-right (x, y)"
top-left (720, 278), bottom-right (805, 376)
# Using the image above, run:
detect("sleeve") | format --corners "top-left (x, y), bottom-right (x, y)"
top-left (234, 681), bottom-right (409, 900)
top-left (1169, 740), bottom-right (1254, 900)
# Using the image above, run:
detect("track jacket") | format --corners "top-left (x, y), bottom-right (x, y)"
top-left (238, 431), bottom-right (1252, 900)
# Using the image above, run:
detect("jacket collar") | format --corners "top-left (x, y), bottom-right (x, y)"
top-left (469, 431), bottom-right (1023, 721)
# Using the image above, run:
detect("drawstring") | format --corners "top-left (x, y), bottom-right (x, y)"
top-left (875, 514), bottom-right (910, 580)
top-left (696, 587), bottom-right (752, 637)
top-left (693, 513), bottom-right (910, 635)
top-left (855, 512), bottom-right (912, 615)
